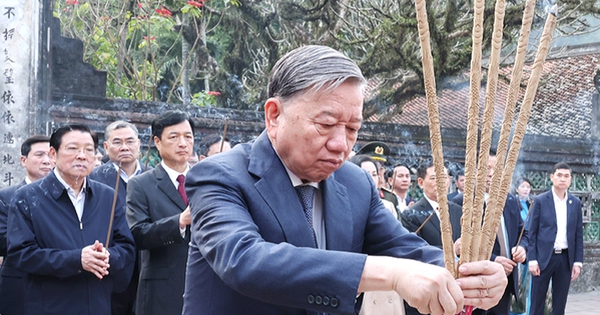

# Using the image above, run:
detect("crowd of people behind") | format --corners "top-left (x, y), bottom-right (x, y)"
top-left (0, 45), bottom-right (583, 315)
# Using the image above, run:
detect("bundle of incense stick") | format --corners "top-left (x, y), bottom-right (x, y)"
top-left (412, 0), bottom-right (559, 308)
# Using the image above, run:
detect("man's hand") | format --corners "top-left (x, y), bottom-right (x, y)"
top-left (456, 260), bottom-right (508, 310)
top-left (454, 238), bottom-right (462, 257)
top-left (571, 265), bottom-right (581, 281)
top-left (392, 259), bottom-right (464, 315)
top-left (359, 256), bottom-right (464, 315)
top-left (511, 246), bottom-right (526, 263)
top-left (179, 206), bottom-right (191, 227)
top-left (529, 264), bottom-right (540, 276)
top-left (494, 256), bottom-right (516, 276)
top-left (82, 240), bottom-right (110, 280)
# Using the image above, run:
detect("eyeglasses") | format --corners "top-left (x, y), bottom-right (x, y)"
top-left (110, 139), bottom-right (138, 148)
top-left (62, 145), bottom-right (96, 156)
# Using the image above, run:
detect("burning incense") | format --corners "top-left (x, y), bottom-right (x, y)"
top-left (480, 5), bottom-right (558, 260)
top-left (414, 0), bottom-right (456, 277)
top-left (460, 0), bottom-right (486, 265)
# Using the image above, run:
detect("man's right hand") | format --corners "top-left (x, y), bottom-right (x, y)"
top-left (180, 206), bottom-right (191, 227)
top-left (494, 256), bottom-right (516, 275)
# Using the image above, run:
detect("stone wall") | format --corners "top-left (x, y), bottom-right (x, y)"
top-left (572, 243), bottom-right (600, 293)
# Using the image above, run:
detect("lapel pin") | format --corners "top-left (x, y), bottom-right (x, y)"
top-left (569, 200), bottom-right (572, 204)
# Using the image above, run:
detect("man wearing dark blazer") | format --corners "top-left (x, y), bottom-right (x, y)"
top-left (388, 163), bottom-right (415, 215)
top-left (0, 135), bottom-right (52, 315)
top-left (127, 111), bottom-right (195, 315)
top-left (528, 162), bottom-right (583, 315)
top-left (90, 120), bottom-right (147, 315)
top-left (447, 171), bottom-right (464, 201)
top-left (181, 45), bottom-right (507, 315)
top-left (7, 124), bottom-right (135, 315)
top-left (401, 161), bottom-right (462, 248)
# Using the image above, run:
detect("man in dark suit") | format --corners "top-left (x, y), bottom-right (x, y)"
top-left (447, 171), bottom-right (464, 201)
top-left (197, 133), bottom-right (231, 161)
top-left (528, 162), bottom-right (583, 315)
top-left (181, 45), bottom-right (507, 315)
top-left (401, 161), bottom-right (462, 249)
top-left (0, 135), bottom-right (52, 315)
top-left (90, 120), bottom-right (147, 315)
top-left (126, 111), bottom-right (194, 315)
top-left (7, 124), bottom-right (135, 315)
top-left (388, 163), bottom-right (414, 214)
top-left (453, 153), bottom-right (527, 315)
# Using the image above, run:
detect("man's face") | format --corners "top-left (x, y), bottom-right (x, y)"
top-left (550, 168), bottom-right (572, 191)
top-left (206, 141), bottom-right (231, 157)
top-left (104, 127), bottom-right (141, 165)
top-left (50, 131), bottom-right (96, 181)
top-left (154, 120), bottom-right (194, 167)
top-left (486, 155), bottom-right (497, 193)
top-left (20, 142), bottom-right (52, 181)
top-left (266, 81), bottom-right (363, 182)
top-left (360, 161), bottom-right (379, 185)
top-left (418, 166), bottom-right (448, 201)
top-left (456, 175), bottom-right (465, 192)
top-left (389, 166), bottom-right (411, 192)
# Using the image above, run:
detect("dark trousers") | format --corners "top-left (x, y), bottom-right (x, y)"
top-left (530, 251), bottom-right (571, 315)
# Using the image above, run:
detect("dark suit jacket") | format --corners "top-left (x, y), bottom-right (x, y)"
top-left (90, 162), bottom-right (128, 215)
top-left (400, 197), bottom-right (463, 248)
top-left (7, 172), bottom-right (135, 315)
top-left (127, 164), bottom-right (190, 315)
top-left (0, 180), bottom-right (26, 315)
top-left (447, 190), bottom-right (461, 202)
top-left (181, 132), bottom-right (444, 315)
top-left (492, 194), bottom-right (527, 297)
top-left (528, 190), bottom-right (583, 271)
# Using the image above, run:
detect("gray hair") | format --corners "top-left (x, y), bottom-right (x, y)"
top-left (105, 120), bottom-right (139, 139)
top-left (268, 45), bottom-right (366, 100)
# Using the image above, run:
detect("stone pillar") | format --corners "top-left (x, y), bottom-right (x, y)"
top-left (0, 0), bottom-right (46, 188)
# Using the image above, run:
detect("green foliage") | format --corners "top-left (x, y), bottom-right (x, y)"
top-left (53, 0), bottom-right (600, 115)
top-left (190, 91), bottom-right (218, 107)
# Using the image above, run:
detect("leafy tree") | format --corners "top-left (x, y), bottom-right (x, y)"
top-left (54, 0), bottom-right (600, 116)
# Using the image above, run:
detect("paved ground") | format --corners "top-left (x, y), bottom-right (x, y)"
top-left (565, 290), bottom-right (600, 315)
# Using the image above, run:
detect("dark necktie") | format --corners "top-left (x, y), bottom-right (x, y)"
top-left (177, 174), bottom-right (188, 206)
top-left (295, 185), bottom-right (317, 245)
top-left (296, 185), bottom-right (325, 315)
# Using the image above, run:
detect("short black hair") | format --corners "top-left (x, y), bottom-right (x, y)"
top-left (416, 160), bottom-right (435, 180)
top-left (387, 163), bottom-right (410, 179)
top-left (348, 154), bottom-right (377, 169)
top-left (21, 135), bottom-right (50, 157)
top-left (552, 162), bottom-right (571, 175)
top-left (198, 133), bottom-right (229, 156)
top-left (151, 110), bottom-right (195, 140)
top-left (50, 124), bottom-right (96, 152)
top-left (455, 170), bottom-right (464, 180)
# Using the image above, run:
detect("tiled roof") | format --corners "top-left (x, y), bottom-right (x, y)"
top-left (366, 51), bottom-right (600, 139)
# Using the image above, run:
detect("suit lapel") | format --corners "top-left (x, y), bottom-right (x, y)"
top-left (155, 164), bottom-right (187, 210)
top-left (249, 132), bottom-right (316, 248)
top-left (546, 192), bottom-right (558, 229)
top-left (566, 194), bottom-right (577, 237)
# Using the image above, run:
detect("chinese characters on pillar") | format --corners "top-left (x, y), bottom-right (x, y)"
top-left (1, 4), bottom-right (26, 187)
